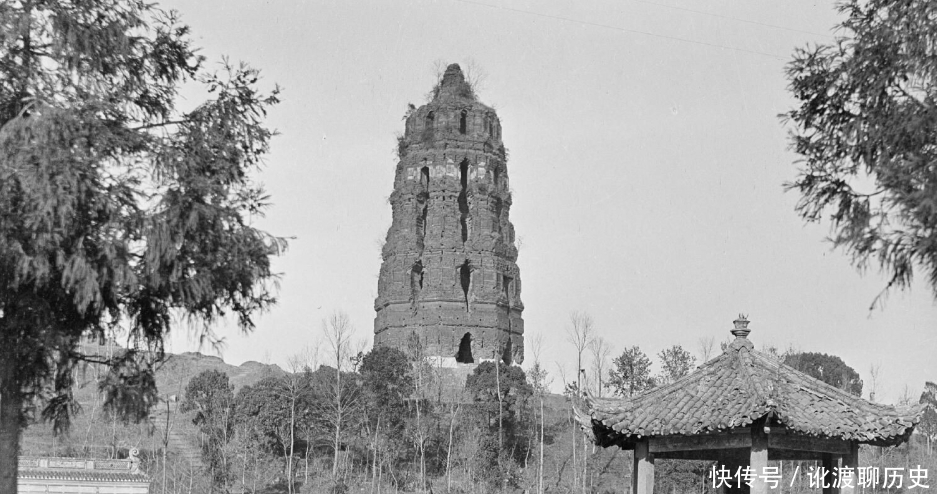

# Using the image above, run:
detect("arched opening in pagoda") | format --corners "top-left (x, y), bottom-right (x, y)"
top-left (455, 333), bottom-right (474, 363)
top-left (501, 337), bottom-right (513, 365)
top-left (409, 261), bottom-right (424, 301)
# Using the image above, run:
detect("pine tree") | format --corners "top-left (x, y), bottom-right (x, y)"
top-left (0, 1), bottom-right (283, 489)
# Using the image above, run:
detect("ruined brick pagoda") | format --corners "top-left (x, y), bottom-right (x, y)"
top-left (374, 63), bottom-right (524, 365)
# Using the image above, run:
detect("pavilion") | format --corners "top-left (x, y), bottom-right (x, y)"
top-left (578, 317), bottom-right (922, 494)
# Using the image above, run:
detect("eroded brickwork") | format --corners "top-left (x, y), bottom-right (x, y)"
top-left (374, 64), bottom-right (524, 364)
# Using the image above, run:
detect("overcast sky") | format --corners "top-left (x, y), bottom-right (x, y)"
top-left (159, 0), bottom-right (936, 404)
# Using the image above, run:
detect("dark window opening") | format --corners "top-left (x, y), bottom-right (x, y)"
top-left (420, 166), bottom-right (430, 189)
top-left (460, 160), bottom-right (468, 189)
top-left (459, 159), bottom-right (470, 243)
top-left (459, 260), bottom-right (471, 312)
top-left (493, 198), bottom-right (503, 235)
top-left (502, 275), bottom-right (513, 304)
top-left (456, 332), bottom-right (474, 363)
top-left (420, 203), bottom-right (428, 240)
top-left (410, 261), bottom-right (424, 302)
top-left (459, 110), bottom-right (468, 134)
top-left (493, 168), bottom-right (501, 188)
top-left (423, 112), bottom-right (435, 142)
top-left (502, 337), bottom-right (513, 365)
top-left (416, 193), bottom-right (428, 248)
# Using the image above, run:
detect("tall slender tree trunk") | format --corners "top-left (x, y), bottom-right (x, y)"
top-left (416, 400), bottom-right (425, 488)
top-left (539, 395), bottom-right (544, 494)
top-left (221, 408), bottom-right (230, 493)
top-left (446, 402), bottom-right (458, 493)
top-left (582, 434), bottom-right (589, 494)
top-left (304, 441), bottom-right (310, 485)
top-left (378, 453), bottom-right (383, 494)
top-left (288, 393), bottom-right (296, 494)
top-left (333, 358), bottom-right (343, 478)
top-left (371, 418), bottom-right (380, 494)
top-left (570, 407), bottom-right (577, 489)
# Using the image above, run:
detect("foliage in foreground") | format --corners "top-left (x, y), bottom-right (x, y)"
top-left (784, 0), bottom-right (937, 308)
top-left (0, 0), bottom-right (284, 489)
top-left (16, 338), bottom-right (937, 494)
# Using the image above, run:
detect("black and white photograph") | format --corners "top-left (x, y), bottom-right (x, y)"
top-left (1, 1), bottom-right (935, 493)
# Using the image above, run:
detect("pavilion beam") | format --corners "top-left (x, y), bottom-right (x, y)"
top-left (653, 449), bottom-right (732, 461)
top-left (750, 427), bottom-right (769, 494)
top-left (768, 434), bottom-right (850, 455)
top-left (768, 449), bottom-right (823, 461)
top-left (649, 431), bottom-right (751, 453)
top-left (633, 439), bottom-right (655, 494)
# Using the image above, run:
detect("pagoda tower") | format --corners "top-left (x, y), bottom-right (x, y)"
top-left (374, 63), bottom-right (524, 365)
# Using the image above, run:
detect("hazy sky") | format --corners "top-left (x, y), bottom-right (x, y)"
top-left (160, 0), bottom-right (936, 404)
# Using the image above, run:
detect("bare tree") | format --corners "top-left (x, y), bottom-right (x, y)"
top-left (566, 311), bottom-right (595, 395)
top-left (431, 59), bottom-right (447, 83)
top-left (284, 345), bottom-right (322, 492)
top-left (463, 57), bottom-right (488, 97)
top-left (554, 360), bottom-right (578, 491)
top-left (565, 311), bottom-right (594, 494)
top-left (282, 355), bottom-right (308, 494)
top-left (760, 343), bottom-right (781, 360)
top-left (588, 337), bottom-right (612, 398)
top-left (444, 386), bottom-right (466, 493)
top-left (869, 363), bottom-right (882, 402)
top-left (405, 331), bottom-right (429, 489)
top-left (697, 335), bottom-right (716, 363)
top-left (322, 311), bottom-right (356, 478)
top-left (899, 384), bottom-right (914, 406)
top-left (529, 334), bottom-right (552, 494)
top-left (295, 343), bottom-right (322, 486)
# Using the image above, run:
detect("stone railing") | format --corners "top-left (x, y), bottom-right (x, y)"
top-left (19, 448), bottom-right (142, 474)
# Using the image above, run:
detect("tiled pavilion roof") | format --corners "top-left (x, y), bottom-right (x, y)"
top-left (582, 319), bottom-right (923, 449)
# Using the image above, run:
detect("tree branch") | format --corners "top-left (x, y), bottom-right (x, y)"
top-left (132, 119), bottom-right (189, 131)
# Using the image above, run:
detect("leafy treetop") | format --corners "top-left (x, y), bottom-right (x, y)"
top-left (784, 0), bottom-right (937, 308)
top-left (783, 352), bottom-right (863, 396)
top-left (608, 346), bottom-right (655, 397)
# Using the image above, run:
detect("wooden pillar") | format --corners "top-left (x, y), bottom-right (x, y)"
top-left (750, 427), bottom-right (769, 494)
top-left (822, 453), bottom-right (840, 494)
top-left (632, 439), bottom-right (654, 494)
top-left (840, 443), bottom-right (859, 494)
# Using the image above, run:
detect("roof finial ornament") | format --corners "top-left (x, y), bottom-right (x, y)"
top-left (731, 313), bottom-right (751, 339)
